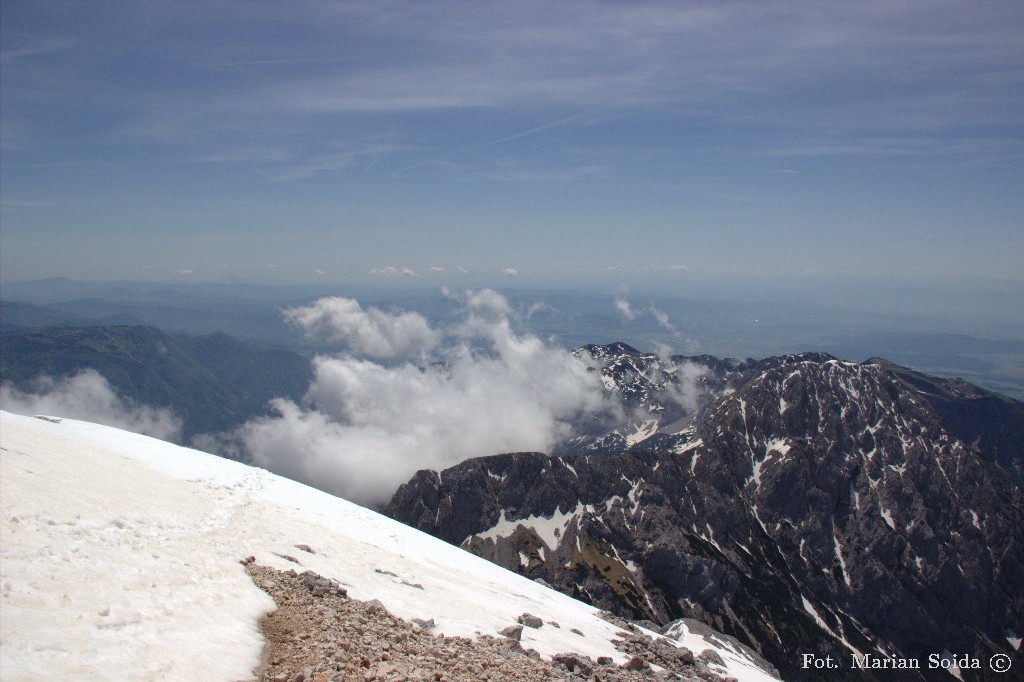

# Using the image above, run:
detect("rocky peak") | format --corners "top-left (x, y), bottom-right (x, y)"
top-left (388, 353), bottom-right (1024, 681)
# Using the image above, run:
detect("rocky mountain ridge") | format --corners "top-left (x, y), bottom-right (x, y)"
top-left (561, 344), bottom-right (853, 458)
top-left (387, 349), bottom-right (1024, 681)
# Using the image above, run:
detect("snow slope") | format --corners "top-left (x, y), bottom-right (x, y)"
top-left (0, 412), bottom-right (778, 681)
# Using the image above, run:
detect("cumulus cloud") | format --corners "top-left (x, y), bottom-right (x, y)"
top-left (0, 370), bottom-right (182, 441)
top-left (284, 297), bottom-right (439, 358)
top-left (461, 287), bottom-right (512, 322)
top-left (502, 267), bottom-right (519, 276)
top-left (230, 289), bottom-right (619, 506)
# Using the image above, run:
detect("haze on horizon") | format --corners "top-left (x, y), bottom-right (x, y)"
top-left (1, 1), bottom-right (1022, 295)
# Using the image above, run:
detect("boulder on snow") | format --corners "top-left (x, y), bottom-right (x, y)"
top-left (498, 624), bottom-right (523, 641)
top-left (517, 613), bottom-right (544, 628)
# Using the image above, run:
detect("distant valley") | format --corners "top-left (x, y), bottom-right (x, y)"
top-left (0, 325), bottom-right (311, 443)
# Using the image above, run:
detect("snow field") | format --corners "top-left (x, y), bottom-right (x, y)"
top-left (0, 413), bottom-right (274, 680)
top-left (0, 412), bottom-right (778, 682)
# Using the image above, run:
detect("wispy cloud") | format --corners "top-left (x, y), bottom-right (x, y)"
top-left (393, 109), bottom-right (610, 176)
top-left (0, 38), bottom-right (76, 61)
top-left (614, 297), bottom-right (637, 320)
top-left (650, 304), bottom-right (679, 336)
top-left (3, 0), bottom-right (1022, 282)
top-left (371, 266), bottom-right (418, 277)
top-left (7, 0), bottom-right (1020, 165)
top-left (0, 198), bottom-right (53, 208)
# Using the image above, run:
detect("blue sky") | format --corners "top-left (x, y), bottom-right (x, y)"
top-left (2, 0), bottom-right (1022, 290)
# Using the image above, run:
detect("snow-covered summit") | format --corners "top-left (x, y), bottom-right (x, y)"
top-left (0, 411), bottom-right (777, 681)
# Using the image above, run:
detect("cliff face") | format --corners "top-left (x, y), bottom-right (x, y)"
top-left (388, 355), bottom-right (1024, 681)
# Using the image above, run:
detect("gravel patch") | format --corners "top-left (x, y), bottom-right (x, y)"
top-left (243, 559), bottom-right (726, 682)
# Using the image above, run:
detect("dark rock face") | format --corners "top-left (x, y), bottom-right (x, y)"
top-left (563, 345), bottom-right (1024, 481)
top-left (388, 354), bottom-right (1024, 681)
top-left (866, 358), bottom-right (1024, 483)
top-left (562, 345), bottom-right (863, 458)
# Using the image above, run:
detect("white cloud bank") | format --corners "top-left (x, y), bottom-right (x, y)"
top-left (0, 370), bottom-right (182, 441)
top-left (232, 290), bottom-right (618, 506)
top-left (284, 297), bottom-right (439, 358)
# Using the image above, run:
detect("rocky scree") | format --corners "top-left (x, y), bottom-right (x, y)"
top-left (243, 559), bottom-right (732, 681)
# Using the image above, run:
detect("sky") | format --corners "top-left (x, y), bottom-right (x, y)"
top-left (1, 0), bottom-right (1022, 289)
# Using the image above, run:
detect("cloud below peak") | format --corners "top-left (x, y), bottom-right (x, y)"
top-left (233, 289), bottom-right (619, 506)
top-left (284, 297), bottom-right (439, 358)
top-left (0, 370), bottom-right (182, 441)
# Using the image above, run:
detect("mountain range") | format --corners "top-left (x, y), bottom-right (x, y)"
top-left (387, 345), bottom-right (1024, 681)
top-left (3, 320), bottom-right (1022, 680)
top-left (0, 325), bottom-right (311, 441)
top-left (4, 278), bottom-right (1023, 401)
